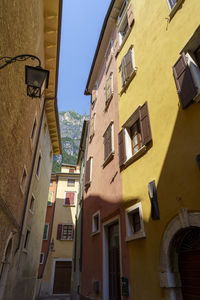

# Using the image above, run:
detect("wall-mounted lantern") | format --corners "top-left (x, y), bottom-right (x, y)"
top-left (0, 54), bottom-right (49, 98)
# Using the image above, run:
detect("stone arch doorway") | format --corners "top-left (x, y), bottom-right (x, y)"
top-left (160, 210), bottom-right (200, 300)
top-left (0, 235), bottom-right (13, 299)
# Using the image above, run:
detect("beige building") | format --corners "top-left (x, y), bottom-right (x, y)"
top-left (0, 1), bottom-right (62, 300)
top-left (39, 164), bottom-right (80, 297)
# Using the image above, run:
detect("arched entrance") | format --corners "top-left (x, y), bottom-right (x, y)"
top-left (160, 210), bottom-right (200, 300)
top-left (175, 227), bottom-right (200, 299)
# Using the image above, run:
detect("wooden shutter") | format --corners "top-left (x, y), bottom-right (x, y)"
top-left (173, 53), bottom-right (197, 109)
top-left (127, 4), bottom-right (134, 28)
top-left (118, 129), bottom-right (127, 167)
top-left (120, 58), bottom-right (126, 86)
top-left (104, 124), bottom-right (112, 160)
top-left (139, 102), bottom-right (152, 145)
top-left (124, 49), bottom-right (134, 81)
top-left (65, 192), bottom-right (74, 205)
top-left (57, 224), bottom-right (62, 240)
top-left (85, 158), bottom-right (91, 185)
top-left (106, 75), bottom-right (113, 103)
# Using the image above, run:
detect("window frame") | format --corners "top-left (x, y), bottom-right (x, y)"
top-left (67, 178), bottom-right (75, 187)
top-left (36, 152), bottom-right (42, 179)
top-left (105, 72), bottom-right (114, 108)
top-left (29, 194), bottom-right (35, 214)
top-left (20, 166), bottom-right (27, 193)
top-left (40, 252), bottom-right (44, 264)
top-left (64, 191), bottom-right (75, 206)
top-left (118, 0), bottom-right (129, 24)
top-left (48, 191), bottom-right (53, 206)
top-left (85, 156), bottom-right (93, 187)
top-left (125, 202), bottom-right (145, 242)
top-left (43, 223), bottom-right (49, 240)
top-left (23, 228), bottom-right (31, 252)
top-left (92, 211), bottom-right (100, 235)
top-left (60, 224), bottom-right (74, 241)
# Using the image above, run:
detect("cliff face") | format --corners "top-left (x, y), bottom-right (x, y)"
top-left (52, 111), bottom-right (89, 172)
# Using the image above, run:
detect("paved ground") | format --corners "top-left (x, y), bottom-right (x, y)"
top-left (38, 296), bottom-right (70, 300)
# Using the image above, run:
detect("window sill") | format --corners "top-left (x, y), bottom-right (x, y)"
top-left (126, 231), bottom-right (146, 242)
top-left (168, 0), bottom-right (184, 20)
top-left (91, 230), bottom-right (100, 236)
top-left (120, 69), bottom-right (137, 95)
top-left (116, 27), bottom-right (132, 57)
top-left (60, 239), bottom-right (73, 241)
top-left (22, 249), bottom-right (28, 254)
top-left (29, 209), bottom-right (34, 215)
top-left (123, 146), bottom-right (147, 168)
top-left (103, 151), bottom-right (114, 168)
top-left (63, 204), bottom-right (75, 207)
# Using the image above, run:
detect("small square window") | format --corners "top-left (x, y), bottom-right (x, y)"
top-left (64, 192), bottom-right (75, 205)
top-left (29, 195), bottom-right (35, 213)
top-left (40, 252), bottom-right (44, 264)
top-left (57, 224), bottom-right (74, 240)
top-left (36, 154), bottom-right (42, 178)
top-left (24, 229), bottom-right (31, 250)
top-left (125, 203), bottom-right (145, 242)
top-left (21, 167), bottom-right (27, 192)
top-left (105, 73), bottom-right (114, 107)
top-left (92, 211), bottom-right (100, 234)
top-left (67, 179), bottom-right (75, 187)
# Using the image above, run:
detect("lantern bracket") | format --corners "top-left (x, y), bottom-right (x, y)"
top-left (0, 54), bottom-right (41, 70)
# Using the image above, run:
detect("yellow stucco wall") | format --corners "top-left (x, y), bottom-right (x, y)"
top-left (117, 0), bottom-right (200, 299)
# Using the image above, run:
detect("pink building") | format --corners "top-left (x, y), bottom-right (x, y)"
top-left (80, 2), bottom-right (131, 299)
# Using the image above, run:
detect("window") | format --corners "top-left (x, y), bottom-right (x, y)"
top-left (89, 113), bottom-right (96, 141)
top-left (105, 40), bottom-right (113, 71)
top-left (105, 73), bottom-right (113, 107)
top-left (85, 157), bottom-right (93, 186)
top-left (31, 118), bottom-right (36, 143)
top-left (21, 167), bottom-right (27, 192)
top-left (44, 121), bottom-right (47, 134)
top-left (48, 191), bottom-right (53, 206)
top-left (67, 179), bottom-right (75, 187)
top-left (36, 154), bottom-right (41, 178)
top-left (103, 122), bottom-right (114, 165)
top-left (64, 192), bottom-right (75, 205)
top-left (50, 180), bottom-right (53, 187)
top-left (173, 28), bottom-right (200, 109)
top-left (125, 203), bottom-right (145, 241)
top-left (167, 0), bottom-right (177, 10)
top-left (91, 82), bottom-right (98, 108)
top-left (69, 168), bottom-right (75, 173)
top-left (118, 0), bottom-right (128, 24)
top-left (40, 252), bottom-right (44, 264)
top-left (43, 223), bottom-right (49, 240)
top-left (120, 46), bottom-right (135, 90)
top-left (117, 3), bottom-right (134, 49)
top-left (24, 229), bottom-right (30, 250)
top-left (29, 195), bottom-right (35, 213)
top-left (92, 211), bottom-right (100, 234)
top-left (57, 224), bottom-right (74, 240)
top-left (118, 102), bottom-right (152, 167)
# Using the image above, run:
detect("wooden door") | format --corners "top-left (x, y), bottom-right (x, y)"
top-left (53, 261), bottom-right (72, 294)
top-left (108, 223), bottom-right (121, 300)
top-left (178, 228), bottom-right (200, 299)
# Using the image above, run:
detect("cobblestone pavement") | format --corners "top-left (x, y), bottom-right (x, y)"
top-left (38, 295), bottom-right (70, 300)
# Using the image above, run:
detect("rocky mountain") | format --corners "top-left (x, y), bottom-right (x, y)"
top-left (52, 111), bottom-right (89, 172)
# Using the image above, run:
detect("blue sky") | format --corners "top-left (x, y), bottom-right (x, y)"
top-left (57, 0), bottom-right (111, 115)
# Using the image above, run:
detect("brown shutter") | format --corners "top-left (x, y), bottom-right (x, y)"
top-left (118, 129), bottom-right (127, 167)
top-left (70, 192), bottom-right (75, 205)
top-left (57, 224), bottom-right (62, 240)
top-left (104, 125), bottom-right (112, 160)
top-left (139, 101), bottom-right (152, 145)
top-left (120, 58), bottom-right (126, 86)
top-left (124, 49), bottom-right (133, 80)
top-left (85, 158), bottom-right (91, 185)
top-left (127, 3), bottom-right (134, 28)
top-left (173, 53), bottom-right (197, 109)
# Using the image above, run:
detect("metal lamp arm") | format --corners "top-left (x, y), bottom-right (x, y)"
top-left (0, 54), bottom-right (41, 70)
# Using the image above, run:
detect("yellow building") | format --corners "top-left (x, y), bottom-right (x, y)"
top-left (39, 164), bottom-right (80, 297)
top-left (116, 0), bottom-right (200, 299)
